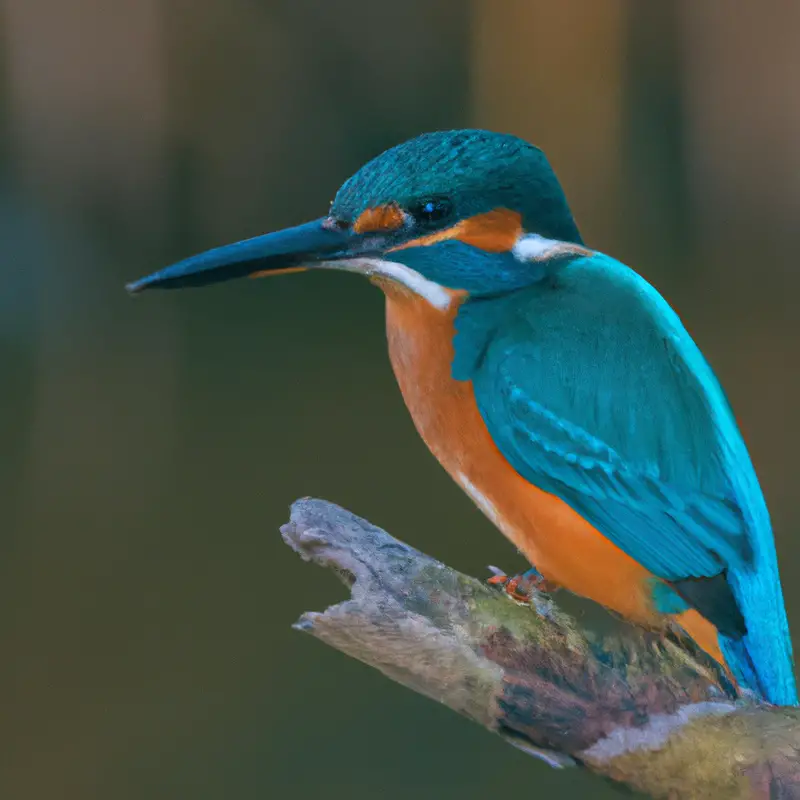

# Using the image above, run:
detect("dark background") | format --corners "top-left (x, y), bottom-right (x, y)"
top-left (2, 1), bottom-right (799, 797)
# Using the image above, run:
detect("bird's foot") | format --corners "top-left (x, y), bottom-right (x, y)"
top-left (487, 565), bottom-right (556, 603)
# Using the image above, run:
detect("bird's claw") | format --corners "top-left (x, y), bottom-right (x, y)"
top-left (487, 572), bottom-right (532, 602)
top-left (487, 566), bottom-right (555, 603)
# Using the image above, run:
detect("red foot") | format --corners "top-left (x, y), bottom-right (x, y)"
top-left (487, 573), bottom-right (530, 602)
top-left (488, 568), bottom-right (557, 603)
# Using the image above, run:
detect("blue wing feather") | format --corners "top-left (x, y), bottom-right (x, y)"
top-left (455, 252), bottom-right (796, 704)
top-left (497, 374), bottom-right (747, 579)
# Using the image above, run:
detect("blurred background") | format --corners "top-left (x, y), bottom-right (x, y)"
top-left (2, 1), bottom-right (799, 797)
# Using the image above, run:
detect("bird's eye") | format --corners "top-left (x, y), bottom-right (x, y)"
top-left (410, 197), bottom-right (452, 226)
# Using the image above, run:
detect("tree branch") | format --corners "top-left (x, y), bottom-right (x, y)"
top-left (281, 498), bottom-right (800, 799)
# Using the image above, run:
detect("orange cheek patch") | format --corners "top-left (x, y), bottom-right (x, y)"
top-left (353, 204), bottom-right (407, 234)
top-left (390, 209), bottom-right (522, 253)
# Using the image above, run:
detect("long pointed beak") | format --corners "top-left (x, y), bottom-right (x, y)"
top-left (126, 218), bottom-right (383, 294)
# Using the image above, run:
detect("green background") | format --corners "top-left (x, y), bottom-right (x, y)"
top-left (2, 1), bottom-right (799, 797)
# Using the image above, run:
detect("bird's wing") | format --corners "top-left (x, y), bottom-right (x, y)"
top-left (455, 259), bottom-right (754, 634)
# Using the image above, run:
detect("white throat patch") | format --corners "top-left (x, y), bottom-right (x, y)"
top-left (325, 257), bottom-right (453, 310)
top-left (512, 234), bottom-right (590, 262)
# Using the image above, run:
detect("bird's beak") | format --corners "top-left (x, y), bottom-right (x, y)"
top-left (125, 217), bottom-right (390, 294)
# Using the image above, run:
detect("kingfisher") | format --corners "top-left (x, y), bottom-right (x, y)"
top-left (128, 129), bottom-right (796, 705)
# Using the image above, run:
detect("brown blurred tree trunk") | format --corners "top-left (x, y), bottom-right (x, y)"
top-left (3, 0), bottom-right (170, 230)
top-left (470, 0), bottom-right (627, 249)
top-left (680, 0), bottom-right (800, 266)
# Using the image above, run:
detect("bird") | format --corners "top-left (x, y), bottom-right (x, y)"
top-left (127, 129), bottom-right (796, 706)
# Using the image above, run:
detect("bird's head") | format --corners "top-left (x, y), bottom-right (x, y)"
top-left (127, 130), bottom-right (585, 303)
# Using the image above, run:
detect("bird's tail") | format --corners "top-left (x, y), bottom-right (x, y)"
top-left (720, 566), bottom-right (797, 706)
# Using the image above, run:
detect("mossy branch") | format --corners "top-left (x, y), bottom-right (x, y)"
top-left (281, 498), bottom-right (800, 799)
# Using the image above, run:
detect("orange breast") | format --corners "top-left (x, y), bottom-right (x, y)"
top-left (383, 285), bottom-right (723, 664)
